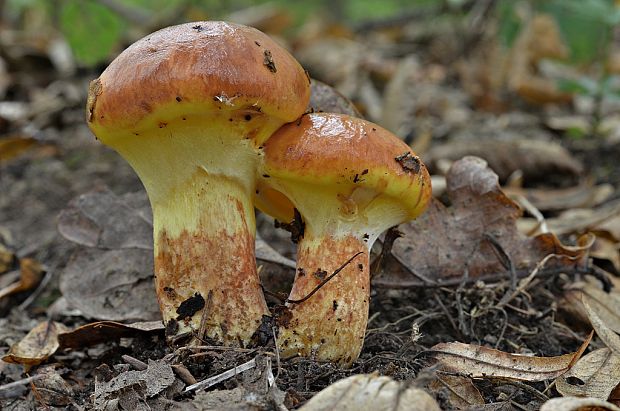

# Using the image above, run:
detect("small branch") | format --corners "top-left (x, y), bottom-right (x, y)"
top-left (0, 375), bottom-right (44, 397)
top-left (184, 358), bottom-right (257, 393)
top-left (286, 252), bottom-right (363, 305)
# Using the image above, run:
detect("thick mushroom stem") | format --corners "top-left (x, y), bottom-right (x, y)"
top-left (153, 174), bottom-right (266, 345)
top-left (108, 117), bottom-right (276, 345)
top-left (279, 233), bottom-right (369, 366)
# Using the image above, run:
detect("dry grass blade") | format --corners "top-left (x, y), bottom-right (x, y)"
top-left (430, 332), bottom-right (592, 381)
top-left (184, 358), bottom-right (257, 393)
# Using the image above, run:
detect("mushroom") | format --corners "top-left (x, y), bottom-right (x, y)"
top-left (256, 113), bottom-right (431, 365)
top-left (86, 21), bottom-right (310, 345)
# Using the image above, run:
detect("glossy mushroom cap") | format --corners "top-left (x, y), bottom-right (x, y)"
top-left (87, 21), bottom-right (310, 143)
top-left (257, 113), bottom-right (431, 243)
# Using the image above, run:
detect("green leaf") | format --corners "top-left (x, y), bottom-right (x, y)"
top-left (496, 0), bottom-right (522, 48)
top-left (59, 0), bottom-right (125, 66)
top-left (538, 0), bottom-right (615, 63)
top-left (557, 77), bottom-right (599, 96)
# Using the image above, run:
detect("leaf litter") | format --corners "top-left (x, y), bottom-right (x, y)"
top-left (2, 3), bottom-right (620, 410)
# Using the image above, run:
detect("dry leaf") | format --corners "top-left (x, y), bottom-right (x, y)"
top-left (57, 188), bottom-right (152, 250)
top-left (544, 199), bottom-right (620, 237)
top-left (0, 258), bottom-right (44, 300)
top-left (540, 397), bottom-right (620, 411)
top-left (376, 157), bottom-right (593, 287)
top-left (0, 243), bottom-right (16, 274)
top-left (0, 136), bottom-right (37, 163)
top-left (425, 139), bottom-right (583, 183)
top-left (556, 348), bottom-right (620, 400)
top-left (430, 332), bottom-right (592, 381)
top-left (505, 181), bottom-right (613, 212)
top-left (58, 320), bottom-right (164, 349)
top-left (583, 297), bottom-right (620, 355)
top-left (581, 284), bottom-right (620, 334)
top-left (60, 247), bottom-right (160, 322)
top-left (2, 321), bottom-right (69, 367)
top-left (93, 359), bottom-right (177, 409)
top-left (32, 366), bottom-right (74, 406)
top-left (299, 374), bottom-right (441, 411)
top-left (428, 374), bottom-right (485, 409)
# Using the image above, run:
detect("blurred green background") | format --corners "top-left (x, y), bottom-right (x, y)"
top-left (2, 0), bottom-right (619, 67)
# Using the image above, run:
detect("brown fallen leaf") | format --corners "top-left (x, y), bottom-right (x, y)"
top-left (505, 181), bottom-right (613, 212)
top-left (428, 374), bottom-right (484, 409)
top-left (0, 243), bottom-right (16, 274)
top-left (0, 258), bottom-right (44, 300)
top-left (583, 297), bottom-right (620, 355)
top-left (2, 321), bottom-right (70, 367)
top-left (0, 136), bottom-right (37, 163)
top-left (425, 139), bottom-right (583, 184)
top-left (543, 199), bottom-right (620, 237)
top-left (540, 397), bottom-right (620, 411)
top-left (299, 374), bottom-right (441, 411)
top-left (556, 348), bottom-right (620, 401)
top-left (58, 320), bottom-right (164, 349)
top-left (430, 331), bottom-right (592, 381)
top-left (375, 156), bottom-right (593, 287)
top-left (581, 284), bottom-right (620, 334)
top-left (60, 247), bottom-right (160, 322)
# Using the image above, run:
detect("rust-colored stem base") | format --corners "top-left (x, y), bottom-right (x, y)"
top-left (277, 235), bottom-right (369, 366)
top-left (153, 175), bottom-right (268, 346)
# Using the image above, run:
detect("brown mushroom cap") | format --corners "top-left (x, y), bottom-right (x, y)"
top-left (87, 21), bottom-right (310, 142)
top-left (257, 113), bottom-right (431, 225)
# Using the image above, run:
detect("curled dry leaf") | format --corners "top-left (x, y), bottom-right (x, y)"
top-left (0, 258), bottom-right (44, 300)
top-left (556, 348), bottom-right (620, 401)
top-left (299, 374), bottom-right (441, 411)
top-left (2, 321), bottom-right (69, 367)
top-left (58, 320), bottom-right (163, 350)
top-left (428, 374), bottom-right (484, 409)
top-left (376, 156), bottom-right (593, 287)
top-left (540, 397), bottom-right (620, 411)
top-left (430, 332), bottom-right (592, 381)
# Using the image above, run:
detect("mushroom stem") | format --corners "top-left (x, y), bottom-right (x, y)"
top-left (110, 119), bottom-right (272, 345)
top-left (279, 233), bottom-right (369, 366)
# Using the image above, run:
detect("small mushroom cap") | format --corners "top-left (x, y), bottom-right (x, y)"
top-left (87, 21), bottom-right (310, 141)
top-left (257, 113), bottom-right (431, 222)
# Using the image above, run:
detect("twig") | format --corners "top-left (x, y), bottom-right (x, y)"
top-left (484, 234), bottom-right (517, 297)
top-left (0, 375), bottom-right (44, 395)
top-left (370, 226), bottom-right (401, 279)
top-left (455, 268), bottom-right (470, 337)
top-left (496, 254), bottom-right (560, 309)
top-left (286, 252), bottom-right (363, 305)
top-left (122, 354), bottom-right (147, 371)
top-left (183, 358), bottom-right (257, 393)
